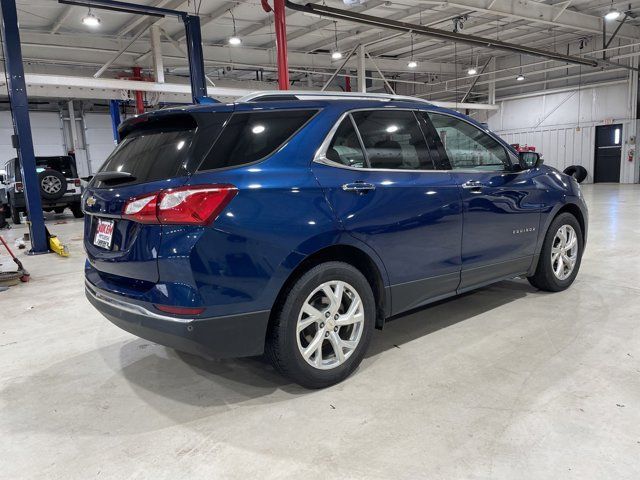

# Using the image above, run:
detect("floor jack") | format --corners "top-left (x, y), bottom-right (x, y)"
top-left (0, 234), bottom-right (30, 286)
top-left (46, 227), bottom-right (69, 257)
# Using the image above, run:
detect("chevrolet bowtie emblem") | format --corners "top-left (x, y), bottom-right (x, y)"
top-left (86, 196), bottom-right (97, 207)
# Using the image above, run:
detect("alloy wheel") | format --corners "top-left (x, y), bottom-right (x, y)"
top-left (296, 280), bottom-right (365, 370)
top-left (42, 175), bottom-right (62, 194)
top-left (551, 224), bottom-right (579, 281)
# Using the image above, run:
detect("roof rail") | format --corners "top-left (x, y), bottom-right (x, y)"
top-left (236, 90), bottom-right (433, 105)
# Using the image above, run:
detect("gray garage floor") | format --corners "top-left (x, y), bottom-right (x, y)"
top-left (1, 184), bottom-right (639, 479)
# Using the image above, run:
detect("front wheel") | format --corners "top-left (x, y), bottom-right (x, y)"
top-left (265, 262), bottom-right (375, 388)
top-left (528, 212), bottom-right (583, 292)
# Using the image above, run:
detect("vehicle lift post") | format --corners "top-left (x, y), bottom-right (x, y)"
top-left (0, 0), bottom-right (49, 254)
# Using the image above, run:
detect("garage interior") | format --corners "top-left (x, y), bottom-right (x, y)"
top-left (1, 0), bottom-right (640, 478)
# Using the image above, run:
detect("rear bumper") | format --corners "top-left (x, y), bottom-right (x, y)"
top-left (85, 280), bottom-right (270, 358)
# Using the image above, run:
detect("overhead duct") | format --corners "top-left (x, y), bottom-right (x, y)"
top-left (284, 1), bottom-right (601, 69)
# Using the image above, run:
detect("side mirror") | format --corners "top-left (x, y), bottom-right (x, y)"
top-left (519, 151), bottom-right (543, 169)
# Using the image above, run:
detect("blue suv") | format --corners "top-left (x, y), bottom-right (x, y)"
top-left (84, 92), bottom-right (587, 388)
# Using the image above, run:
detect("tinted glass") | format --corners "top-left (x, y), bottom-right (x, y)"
top-left (35, 156), bottom-right (76, 178)
top-left (326, 117), bottom-right (366, 168)
top-left (198, 110), bottom-right (315, 171)
top-left (99, 128), bottom-right (195, 184)
top-left (426, 113), bottom-right (509, 171)
top-left (352, 110), bottom-right (434, 170)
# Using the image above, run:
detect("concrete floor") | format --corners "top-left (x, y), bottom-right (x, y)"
top-left (1, 184), bottom-right (639, 479)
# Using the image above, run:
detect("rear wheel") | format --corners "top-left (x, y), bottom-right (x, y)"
top-left (10, 206), bottom-right (21, 224)
top-left (265, 262), bottom-right (375, 388)
top-left (70, 203), bottom-right (84, 218)
top-left (528, 212), bottom-right (583, 292)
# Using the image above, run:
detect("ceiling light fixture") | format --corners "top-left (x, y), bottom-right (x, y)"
top-left (605, 6), bottom-right (621, 20)
top-left (331, 21), bottom-right (342, 61)
top-left (604, 1), bottom-right (621, 20)
top-left (228, 9), bottom-right (241, 45)
top-left (467, 67), bottom-right (477, 75)
top-left (82, 9), bottom-right (101, 27)
top-left (516, 53), bottom-right (525, 81)
top-left (407, 33), bottom-right (417, 69)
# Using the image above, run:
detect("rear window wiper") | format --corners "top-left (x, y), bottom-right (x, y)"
top-left (93, 171), bottom-right (137, 185)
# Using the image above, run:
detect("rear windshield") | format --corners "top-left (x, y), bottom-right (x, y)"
top-left (197, 110), bottom-right (316, 171)
top-left (99, 127), bottom-right (195, 185)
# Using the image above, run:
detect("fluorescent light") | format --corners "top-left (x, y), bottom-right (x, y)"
top-left (252, 125), bottom-right (265, 134)
top-left (605, 7), bottom-right (621, 20)
top-left (229, 36), bottom-right (242, 45)
top-left (467, 67), bottom-right (477, 75)
top-left (407, 60), bottom-right (418, 69)
top-left (82, 11), bottom-right (101, 27)
top-left (516, 74), bottom-right (525, 81)
top-left (331, 51), bottom-right (343, 60)
top-left (386, 125), bottom-right (399, 133)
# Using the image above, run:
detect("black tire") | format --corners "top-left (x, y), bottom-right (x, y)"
top-left (265, 261), bottom-right (375, 389)
top-left (70, 203), bottom-right (84, 218)
top-left (563, 165), bottom-right (588, 183)
top-left (54, 206), bottom-right (66, 214)
top-left (3, 204), bottom-right (10, 219)
top-left (10, 206), bottom-right (21, 224)
top-left (528, 212), bottom-right (583, 292)
top-left (38, 169), bottom-right (67, 201)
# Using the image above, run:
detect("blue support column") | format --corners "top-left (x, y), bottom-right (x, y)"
top-left (182, 14), bottom-right (207, 103)
top-left (1, 0), bottom-right (48, 253)
top-left (108, 100), bottom-right (121, 144)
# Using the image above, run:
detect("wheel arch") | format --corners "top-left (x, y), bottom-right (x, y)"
top-left (270, 243), bottom-right (390, 331)
top-left (536, 199), bottom-right (587, 257)
top-left (556, 203), bottom-right (586, 243)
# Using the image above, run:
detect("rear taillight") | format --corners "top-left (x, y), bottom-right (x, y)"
top-left (122, 184), bottom-right (237, 226)
top-left (15, 182), bottom-right (23, 193)
top-left (74, 179), bottom-right (81, 187)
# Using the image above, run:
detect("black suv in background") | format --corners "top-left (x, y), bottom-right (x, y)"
top-left (2, 155), bottom-right (83, 224)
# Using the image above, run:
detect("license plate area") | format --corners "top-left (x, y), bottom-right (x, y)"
top-left (94, 218), bottom-right (115, 250)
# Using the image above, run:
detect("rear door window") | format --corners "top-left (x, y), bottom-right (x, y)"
top-left (197, 110), bottom-right (316, 171)
top-left (325, 117), bottom-right (367, 168)
top-left (351, 110), bottom-right (435, 170)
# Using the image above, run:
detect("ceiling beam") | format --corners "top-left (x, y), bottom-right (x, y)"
top-left (260, 0), bottom-right (388, 49)
top-left (174, 1), bottom-right (237, 42)
top-left (49, 5), bottom-right (74, 34)
top-left (418, 0), bottom-right (640, 40)
top-left (299, 4), bottom-right (450, 53)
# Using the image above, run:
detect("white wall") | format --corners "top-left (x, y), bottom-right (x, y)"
top-left (0, 111), bottom-right (66, 167)
top-left (488, 83), bottom-right (639, 184)
top-left (84, 113), bottom-right (117, 173)
top-left (0, 110), bottom-right (116, 175)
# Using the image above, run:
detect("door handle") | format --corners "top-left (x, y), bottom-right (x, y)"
top-left (461, 180), bottom-right (484, 191)
top-left (342, 182), bottom-right (376, 194)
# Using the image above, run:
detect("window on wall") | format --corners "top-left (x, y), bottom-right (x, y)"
top-left (325, 117), bottom-right (367, 168)
top-left (426, 112), bottom-right (510, 171)
top-left (351, 110), bottom-right (435, 170)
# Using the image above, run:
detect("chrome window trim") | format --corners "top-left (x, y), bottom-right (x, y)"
top-left (313, 108), bottom-right (449, 174)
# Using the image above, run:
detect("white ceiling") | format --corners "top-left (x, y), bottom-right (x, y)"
top-left (6, 0), bottom-right (640, 102)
